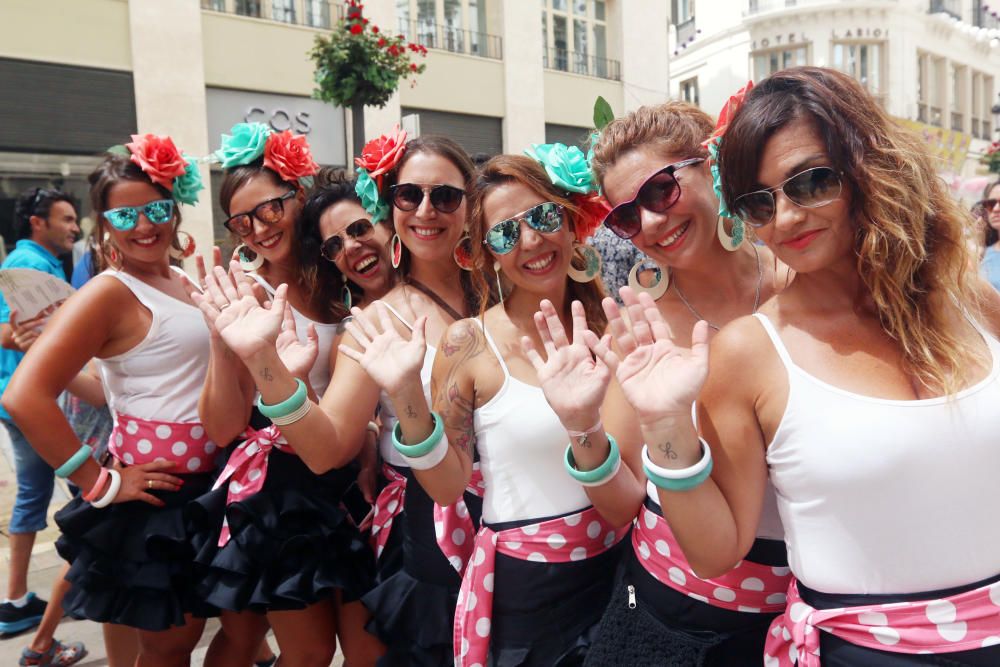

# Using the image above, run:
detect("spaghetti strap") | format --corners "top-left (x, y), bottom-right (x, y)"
top-left (752, 313), bottom-right (797, 371)
top-left (374, 299), bottom-right (415, 331)
top-left (470, 318), bottom-right (511, 381)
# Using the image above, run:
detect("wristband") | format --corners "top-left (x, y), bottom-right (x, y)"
top-left (55, 445), bottom-right (93, 479)
top-left (90, 469), bottom-right (122, 508)
top-left (82, 467), bottom-right (111, 502)
top-left (401, 431), bottom-right (450, 470)
top-left (564, 433), bottom-right (621, 486)
top-left (642, 440), bottom-right (714, 492)
top-left (256, 378), bottom-right (307, 420)
top-left (565, 417), bottom-right (603, 438)
top-left (391, 412), bottom-right (444, 458)
top-left (270, 399), bottom-right (311, 426)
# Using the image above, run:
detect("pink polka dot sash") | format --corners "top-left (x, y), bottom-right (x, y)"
top-left (764, 578), bottom-right (1000, 666)
top-left (634, 505), bottom-right (791, 613)
top-left (212, 425), bottom-right (292, 546)
top-left (371, 464), bottom-right (406, 561)
top-left (453, 507), bottom-right (629, 667)
top-left (434, 462), bottom-right (486, 575)
top-left (109, 413), bottom-right (217, 474)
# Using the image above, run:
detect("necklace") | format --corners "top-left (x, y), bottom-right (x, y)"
top-left (671, 243), bottom-right (762, 332)
top-left (405, 278), bottom-right (465, 321)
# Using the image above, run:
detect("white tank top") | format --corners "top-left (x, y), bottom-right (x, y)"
top-left (96, 268), bottom-right (210, 423)
top-left (473, 320), bottom-right (590, 525)
top-left (251, 275), bottom-right (340, 396)
top-left (376, 301), bottom-right (435, 468)
top-left (756, 313), bottom-right (1000, 594)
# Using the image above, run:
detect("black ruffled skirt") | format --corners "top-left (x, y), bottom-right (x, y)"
top-left (55, 471), bottom-right (219, 631)
top-left (189, 447), bottom-right (375, 613)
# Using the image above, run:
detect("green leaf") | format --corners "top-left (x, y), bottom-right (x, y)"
top-left (107, 145), bottom-right (129, 156)
top-left (593, 96), bottom-right (614, 130)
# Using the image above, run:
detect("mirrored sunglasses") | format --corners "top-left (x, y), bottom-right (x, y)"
top-left (320, 219), bottom-right (375, 261)
top-left (389, 183), bottom-right (465, 214)
top-left (103, 199), bottom-right (175, 231)
top-left (484, 201), bottom-right (564, 255)
top-left (732, 166), bottom-right (842, 228)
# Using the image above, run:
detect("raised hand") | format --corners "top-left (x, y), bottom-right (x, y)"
top-left (591, 287), bottom-right (709, 426)
top-left (275, 302), bottom-right (319, 380)
top-left (339, 302), bottom-right (426, 397)
top-left (9, 309), bottom-right (47, 352)
top-left (521, 299), bottom-right (612, 432)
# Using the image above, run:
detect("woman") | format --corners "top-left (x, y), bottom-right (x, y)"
top-left (3, 137), bottom-right (215, 665)
top-left (191, 123), bottom-right (380, 667)
top-left (589, 66), bottom-right (1000, 665)
top-left (571, 98), bottom-right (792, 665)
top-left (196, 132), bottom-right (484, 665)
top-left (977, 180), bottom-right (1000, 291)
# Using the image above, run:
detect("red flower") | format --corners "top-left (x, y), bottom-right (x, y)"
top-left (372, 26), bottom-right (379, 33)
top-left (378, 37), bottom-right (386, 47)
top-left (354, 124), bottom-right (408, 191)
top-left (571, 193), bottom-right (611, 242)
top-left (263, 130), bottom-right (319, 184)
top-left (701, 80), bottom-right (754, 149)
top-left (125, 134), bottom-right (187, 191)
top-left (349, 23), bottom-right (363, 34)
top-left (388, 44), bottom-right (399, 56)
top-left (410, 63), bottom-right (418, 71)
top-left (419, 45), bottom-right (428, 54)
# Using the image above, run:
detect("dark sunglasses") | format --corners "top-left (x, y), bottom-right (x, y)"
top-left (732, 167), bottom-right (842, 228)
top-left (484, 201), bottom-right (564, 255)
top-left (389, 183), bottom-right (465, 213)
top-left (320, 219), bottom-right (375, 261)
top-left (602, 158), bottom-right (705, 239)
top-left (103, 199), bottom-right (175, 231)
top-left (224, 190), bottom-right (296, 237)
top-left (973, 199), bottom-right (1000, 218)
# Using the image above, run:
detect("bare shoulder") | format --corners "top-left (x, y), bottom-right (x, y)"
top-left (705, 314), bottom-right (776, 394)
top-left (437, 317), bottom-right (486, 363)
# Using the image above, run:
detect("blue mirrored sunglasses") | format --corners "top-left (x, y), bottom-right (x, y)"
top-left (103, 199), bottom-right (175, 231)
top-left (483, 202), bottom-right (564, 255)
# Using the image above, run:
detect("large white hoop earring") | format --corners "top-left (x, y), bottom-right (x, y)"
top-left (169, 230), bottom-right (196, 260)
top-left (717, 216), bottom-right (745, 252)
top-left (566, 242), bottom-right (602, 283)
top-left (627, 259), bottom-right (669, 300)
top-left (236, 244), bottom-right (264, 272)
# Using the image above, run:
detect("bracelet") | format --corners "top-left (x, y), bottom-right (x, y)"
top-left (270, 400), bottom-right (312, 426)
top-left (642, 440), bottom-right (714, 492)
top-left (55, 445), bottom-right (93, 479)
top-left (90, 469), bottom-right (122, 508)
top-left (82, 467), bottom-right (111, 502)
top-left (391, 412), bottom-right (444, 458)
top-left (401, 431), bottom-right (450, 470)
top-left (256, 378), bottom-right (308, 420)
top-left (564, 433), bottom-right (621, 486)
top-left (366, 421), bottom-right (380, 436)
top-left (566, 417), bottom-right (603, 438)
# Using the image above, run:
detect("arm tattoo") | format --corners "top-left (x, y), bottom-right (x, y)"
top-left (436, 323), bottom-right (484, 459)
top-left (576, 433), bottom-right (593, 448)
top-left (260, 367), bottom-right (274, 382)
top-left (405, 404), bottom-right (417, 419)
top-left (657, 441), bottom-right (678, 460)
top-left (442, 322), bottom-right (476, 357)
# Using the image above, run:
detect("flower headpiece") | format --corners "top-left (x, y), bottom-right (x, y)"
top-left (524, 142), bottom-right (609, 242)
top-left (107, 134), bottom-right (204, 206)
top-left (354, 124), bottom-right (407, 224)
top-left (702, 81), bottom-right (754, 224)
top-left (214, 122), bottom-right (319, 189)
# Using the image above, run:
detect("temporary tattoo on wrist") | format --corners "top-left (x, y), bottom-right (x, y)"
top-left (260, 367), bottom-right (274, 382)
top-left (405, 404), bottom-right (417, 419)
top-left (658, 441), bottom-right (678, 460)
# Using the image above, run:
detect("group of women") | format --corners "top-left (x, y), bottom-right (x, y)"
top-left (4, 65), bottom-right (1000, 667)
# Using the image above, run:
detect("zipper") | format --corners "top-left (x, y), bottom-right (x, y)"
top-left (627, 584), bottom-right (637, 609)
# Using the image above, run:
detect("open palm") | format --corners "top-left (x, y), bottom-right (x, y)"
top-left (275, 303), bottom-right (319, 380)
top-left (340, 302), bottom-right (427, 397)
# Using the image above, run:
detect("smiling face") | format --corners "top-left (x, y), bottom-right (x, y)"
top-left (986, 184), bottom-right (1000, 232)
top-left (102, 179), bottom-right (176, 266)
top-left (601, 144), bottom-right (720, 269)
top-left (482, 181), bottom-right (575, 295)
top-left (391, 151), bottom-right (467, 264)
top-left (750, 117), bottom-right (854, 274)
top-left (227, 171), bottom-right (303, 266)
top-left (318, 199), bottom-right (393, 294)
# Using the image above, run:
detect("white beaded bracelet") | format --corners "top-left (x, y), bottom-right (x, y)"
top-left (641, 438), bottom-right (713, 480)
top-left (90, 469), bottom-right (122, 509)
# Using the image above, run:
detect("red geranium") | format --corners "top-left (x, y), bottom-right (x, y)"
top-left (349, 23), bottom-right (363, 34)
top-left (125, 134), bottom-right (187, 191)
top-left (264, 130), bottom-right (320, 184)
top-left (701, 80), bottom-right (754, 149)
top-left (354, 124), bottom-right (407, 190)
top-left (571, 193), bottom-right (611, 242)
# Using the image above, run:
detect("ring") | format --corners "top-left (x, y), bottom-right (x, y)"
top-left (147, 479), bottom-right (153, 490)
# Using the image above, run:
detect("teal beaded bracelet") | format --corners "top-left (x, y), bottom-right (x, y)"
top-left (391, 411), bottom-right (444, 458)
top-left (256, 378), bottom-right (307, 420)
top-left (55, 445), bottom-right (93, 479)
top-left (564, 433), bottom-right (621, 486)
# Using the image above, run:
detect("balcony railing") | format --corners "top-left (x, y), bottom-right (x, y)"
top-left (951, 111), bottom-right (965, 132)
top-left (543, 48), bottom-right (621, 81)
top-left (929, 0), bottom-right (962, 19)
top-left (676, 16), bottom-right (697, 45)
top-left (202, 0), bottom-right (342, 29)
top-left (398, 19), bottom-right (502, 60)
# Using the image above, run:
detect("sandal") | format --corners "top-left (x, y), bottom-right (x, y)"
top-left (19, 639), bottom-right (87, 666)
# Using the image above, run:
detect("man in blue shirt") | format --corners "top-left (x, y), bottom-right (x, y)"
top-left (0, 188), bottom-right (79, 634)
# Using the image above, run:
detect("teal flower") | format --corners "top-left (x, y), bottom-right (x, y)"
top-left (707, 139), bottom-right (733, 219)
top-left (525, 142), bottom-right (595, 195)
top-left (215, 122), bottom-right (271, 168)
top-left (172, 155), bottom-right (204, 206)
top-left (355, 168), bottom-right (390, 223)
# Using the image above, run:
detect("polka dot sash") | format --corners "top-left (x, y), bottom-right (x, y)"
top-left (764, 578), bottom-right (1000, 666)
top-left (434, 463), bottom-right (486, 575)
top-left (371, 464), bottom-right (406, 560)
top-left (453, 507), bottom-right (629, 667)
top-left (212, 425), bottom-right (292, 546)
top-left (109, 414), bottom-right (217, 474)
top-left (634, 505), bottom-right (791, 613)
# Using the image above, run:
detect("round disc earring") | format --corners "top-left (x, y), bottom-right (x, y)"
top-left (453, 233), bottom-right (474, 271)
top-left (236, 244), bottom-right (264, 272)
top-left (566, 242), bottom-right (602, 283)
top-left (342, 284), bottom-right (353, 310)
top-left (717, 216), bottom-right (745, 252)
top-left (169, 230), bottom-right (196, 260)
top-left (627, 259), bottom-right (669, 300)
top-left (390, 234), bottom-right (403, 269)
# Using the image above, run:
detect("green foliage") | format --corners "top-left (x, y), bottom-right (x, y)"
top-left (983, 141), bottom-right (1000, 174)
top-left (593, 96), bottom-right (614, 130)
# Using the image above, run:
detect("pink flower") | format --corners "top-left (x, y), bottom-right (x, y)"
top-left (571, 193), bottom-right (611, 242)
top-left (354, 124), bottom-right (408, 191)
top-left (125, 134), bottom-right (187, 191)
top-left (701, 81), bottom-right (754, 149)
top-left (263, 130), bottom-right (319, 183)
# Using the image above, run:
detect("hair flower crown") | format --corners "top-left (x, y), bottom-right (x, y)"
top-left (107, 134), bottom-right (204, 206)
top-left (524, 141), bottom-right (609, 241)
top-left (354, 124), bottom-right (407, 224)
top-left (214, 122), bottom-right (319, 189)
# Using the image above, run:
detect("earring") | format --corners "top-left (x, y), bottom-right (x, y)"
top-left (342, 284), bottom-right (353, 310)
top-left (453, 233), bottom-right (473, 271)
top-left (493, 260), bottom-right (504, 304)
top-left (105, 243), bottom-right (122, 270)
top-left (566, 242), bottom-right (602, 283)
top-left (627, 259), bottom-right (669, 300)
top-left (236, 244), bottom-right (264, 272)
top-left (169, 230), bottom-right (196, 260)
top-left (717, 216), bottom-right (745, 252)
top-left (390, 234), bottom-right (402, 269)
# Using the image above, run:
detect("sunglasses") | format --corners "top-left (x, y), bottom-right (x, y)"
top-left (732, 167), bottom-right (842, 228)
top-left (973, 199), bottom-right (1000, 217)
top-left (484, 201), bottom-right (564, 255)
top-left (224, 190), bottom-right (296, 237)
top-left (103, 199), bottom-right (175, 231)
top-left (320, 219), bottom-right (375, 261)
top-left (389, 183), bottom-right (465, 214)
top-left (602, 158), bottom-right (705, 239)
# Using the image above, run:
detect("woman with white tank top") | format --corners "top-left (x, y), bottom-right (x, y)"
top-left (584, 67), bottom-right (1000, 665)
top-left (341, 153), bottom-right (641, 666)
top-left (3, 143), bottom-right (218, 664)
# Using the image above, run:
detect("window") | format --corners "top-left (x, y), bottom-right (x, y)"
top-left (397, 0), bottom-right (500, 58)
top-left (972, 72), bottom-right (995, 139)
top-left (680, 77), bottom-right (699, 107)
top-left (751, 46), bottom-right (807, 82)
top-left (271, 0), bottom-right (295, 23)
top-left (305, 0), bottom-right (331, 28)
top-left (917, 52), bottom-right (946, 127)
top-left (832, 42), bottom-right (885, 106)
top-left (542, 0), bottom-right (613, 79)
top-left (950, 64), bottom-right (967, 132)
top-left (235, 0), bottom-right (260, 17)
top-left (202, 0), bottom-right (226, 10)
